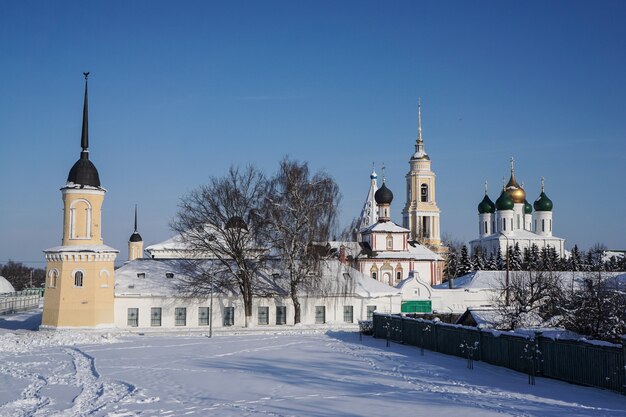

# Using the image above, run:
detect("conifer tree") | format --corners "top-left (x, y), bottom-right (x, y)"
top-left (509, 243), bottom-right (522, 271)
top-left (495, 249), bottom-right (504, 270)
top-left (458, 245), bottom-right (474, 276)
top-left (570, 244), bottom-right (582, 271)
top-left (486, 253), bottom-right (497, 270)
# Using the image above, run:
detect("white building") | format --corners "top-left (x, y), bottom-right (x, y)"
top-left (470, 160), bottom-right (565, 257)
top-left (114, 258), bottom-right (401, 329)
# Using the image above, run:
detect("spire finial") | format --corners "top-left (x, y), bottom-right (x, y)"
top-left (484, 180), bottom-right (488, 195)
top-left (134, 204), bottom-right (138, 233)
top-left (541, 177), bottom-right (545, 192)
top-left (80, 72), bottom-right (90, 152)
top-left (502, 176), bottom-right (506, 190)
top-left (510, 157), bottom-right (515, 174)
top-left (417, 97), bottom-right (422, 143)
top-left (381, 163), bottom-right (386, 183)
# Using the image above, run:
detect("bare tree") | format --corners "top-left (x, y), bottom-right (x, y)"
top-left (265, 158), bottom-right (340, 324)
top-left (492, 270), bottom-right (562, 330)
top-left (171, 165), bottom-right (269, 327)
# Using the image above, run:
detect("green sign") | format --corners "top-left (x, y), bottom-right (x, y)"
top-left (401, 300), bottom-right (432, 313)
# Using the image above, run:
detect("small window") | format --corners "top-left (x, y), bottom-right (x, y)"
top-left (165, 272), bottom-right (174, 279)
top-left (550, 219), bottom-right (552, 231)
top-left (372, 272), bottom-right (377, 280)
top-left (420, 184), bottom-right (428, 202)
top-left (258, 307), bottom-right (269, 325)
top-left (542, 219), bottom-right (545, 232)
top-left (315, 306), bottom-right (326, 324)
top-left (367, 306), bottom-right (377, 320)
top-left (503, 219), bottom-right (506, 231)
top-left (276, 306), bottom-right (286, 325)
top-left (137, 273), bottom-right (146, 279)
top-left (484, 221), bottom-right (488, 234)
top-left (49, 270), bottom-right (58, 288)
top-left (343, 305), bottom-right (353, 323)
top-left (175, 307), bottom-right (187, 326)
top-left (151, 307), bottom-right (162, 326)
top-left (534, 219), bottom-right (537, 232)
top-left (127, 308), bottom-right (139, 327)
top-left (74, 271), bottom-right (84, 287)
top-left (198, 307), bottom-right (210, 326)
top-left (223, 307), bottom-right (235, 326)
top-left (396, 271), bottom-right (402, 281)
top-left (386, 235), bottom-right (393, 250)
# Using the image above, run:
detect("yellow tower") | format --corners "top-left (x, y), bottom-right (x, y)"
top-left (41, 73), bottom-right (118, 328)
top-left (401, 99), bottom-right (445, 253)
top-left (128, 205), bottom-right (144, 261)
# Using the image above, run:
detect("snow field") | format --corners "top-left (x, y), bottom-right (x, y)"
top-left (1, 326), bottom-right (625, 416)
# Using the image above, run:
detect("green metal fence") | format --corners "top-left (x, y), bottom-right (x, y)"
top-left (372, 313), bottom-right (626, 395)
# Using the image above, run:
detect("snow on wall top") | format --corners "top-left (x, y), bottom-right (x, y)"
top-left (43, 244), bottom-right (119, 254)
top-left (360, 221), bottom-right (409, 234)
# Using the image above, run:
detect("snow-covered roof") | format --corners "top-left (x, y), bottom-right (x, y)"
top-left (115, 258), bottom-right (400, 299)
top-left (436, 270), bottom-right (626, 291)
top-left (360, 221), bottom-right (409, 234)
top-left (43, 244), bottom-right (118, 253)
top-left (470, 229), bottom-right (565, 243)
top-left (0, 276), bottom-right (15, 294)
top-left (145, 234), bottom-right (187, 253)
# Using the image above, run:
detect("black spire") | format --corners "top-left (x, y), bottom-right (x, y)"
top-left (129, 205), bottom-right (143, 242)
top-left (81, 72), bottom-right (89, 151)
top-left (67, 72), bottom-right (101, 187)
top-left (134, 204), bottom-right (138, 232)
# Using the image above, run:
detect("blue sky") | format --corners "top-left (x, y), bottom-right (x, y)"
top-left (1, 1), bottom-right (625, 267)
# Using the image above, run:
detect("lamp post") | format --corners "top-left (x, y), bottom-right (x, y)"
top-left (500, 232), bottom-right (510, 306)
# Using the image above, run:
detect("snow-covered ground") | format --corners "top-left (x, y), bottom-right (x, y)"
top-left (1, 309), bottom-right (625, 416)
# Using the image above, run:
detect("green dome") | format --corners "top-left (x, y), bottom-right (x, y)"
top-left (478, 194), bottom-right (495, 214)
top-left (495, 190), bottom-right (514, 211)
top-left (524, 200), bottom-right (532, 214)
top-left (534, 191), bottom-right (553, 211)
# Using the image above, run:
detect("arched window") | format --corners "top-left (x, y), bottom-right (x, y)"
top-left (70, 199), bottom-right (92, 239)
top-left (49, 269), bottom-right (58, 288)
top-left (74, 271), bottom-right (84, 287)
top-left (503, 219), bottom-right (506, 231)
top-left (420, 184), bottom-right (428, 202)
top-left (542, 219), bottom-right (545, 232)
top-left (386, 234), bottom-right (393, 250)
top-left (484, 221), bottom-right (488, 234)
top-left (396, 271), bottom-right (401, 281)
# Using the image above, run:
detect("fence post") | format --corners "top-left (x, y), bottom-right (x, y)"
top-left (621, 336), bottom-right (626, 395)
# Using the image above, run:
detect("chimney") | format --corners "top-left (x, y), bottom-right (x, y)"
top-left (339, 244), bottom-right (347, 264)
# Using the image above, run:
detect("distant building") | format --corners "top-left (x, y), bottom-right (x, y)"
top-left (469, 159), bottom-right (565, 258)
top-left (401, 99), bottom-right (446, 255)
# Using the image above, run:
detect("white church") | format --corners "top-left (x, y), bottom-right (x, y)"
top-left (469, 160), bottom-right (565, 257)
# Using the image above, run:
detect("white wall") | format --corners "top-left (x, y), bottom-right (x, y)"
top-left (114, 293), bottom-right (402, 330)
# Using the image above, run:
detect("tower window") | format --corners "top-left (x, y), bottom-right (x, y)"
top-left (542, 219), bottom-right (545, 232)
top-left (550, 219), bottom-right (552, 231)
top-left (49, 269), bottom-right (58, 288)
top-left (484, 221), bottom-right (488, 234)
top-left (503, 219), bottom-right (506, 231)
top-left (420, 184), bottom-right (428, 202)
top-left (372, 272), bottom-right (377, 280)
top-left (74, 271), bottom-right (84, 287)
top-left (396, 271), bottom-right (402, 281)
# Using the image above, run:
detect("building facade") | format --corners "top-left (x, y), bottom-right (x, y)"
top-left (401, 100), bottom-right (446, 254)
top-left (469, 159), bottom-right (565, 257)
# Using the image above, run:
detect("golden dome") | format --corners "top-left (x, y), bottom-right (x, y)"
top-left (505, 173), bottom-right (526, 204)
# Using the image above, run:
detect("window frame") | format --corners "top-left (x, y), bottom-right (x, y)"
top-left (127, 308), bottom-right (139, 327)
top-left (74, 270), bottom-right (84, 288)
top-left (343, 305), bottom-right (353, 323)
top-left (151, 307), bottom-right (162, 327)
top-left (198, 307), bottom-right (210, 326)
top-left (275, 306), bottom-right (286, 325)
top-left (223, 306), bottom-right (235, 327)
top-left (258, 306), bottom-right (269, 325)
top-left (175, 307), bottom-right (187, 326)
